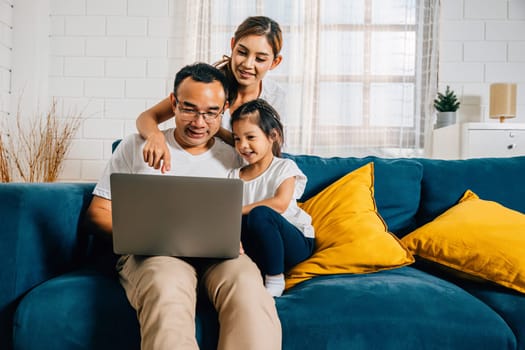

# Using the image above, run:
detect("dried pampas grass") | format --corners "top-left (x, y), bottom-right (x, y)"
top-left (0, 99), bottom-right (83, 182)
top-left (0, 132), bottom-right (9, 183)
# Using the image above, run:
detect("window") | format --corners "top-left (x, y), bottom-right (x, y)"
top-left (205, 0), bottom-right (438, 157)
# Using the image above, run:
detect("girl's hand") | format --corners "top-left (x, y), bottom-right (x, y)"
top-left (143, 131), bottom-right (171, 173)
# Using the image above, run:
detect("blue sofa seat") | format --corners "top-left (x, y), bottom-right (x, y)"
top-left (275, 267), bottom-right (515, 349)
top-left (12, 267), bottom-right (516, 350)
top-left (1, 155), bottom-right (525, 349)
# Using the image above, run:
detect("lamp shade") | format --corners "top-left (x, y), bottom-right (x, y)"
top-left (490, 83), bottom-right (517, 122)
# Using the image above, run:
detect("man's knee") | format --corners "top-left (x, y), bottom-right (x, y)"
top-left (205, 256), bottom-right (264, 301)
top-left (122, 256), bottom-right (197, 299)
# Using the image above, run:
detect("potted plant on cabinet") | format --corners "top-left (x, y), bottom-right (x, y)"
top-left (433, 85), bottom-right (460, 129)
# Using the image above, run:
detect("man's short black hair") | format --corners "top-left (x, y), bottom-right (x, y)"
top-left (173, 63), bottom-right (229, 101)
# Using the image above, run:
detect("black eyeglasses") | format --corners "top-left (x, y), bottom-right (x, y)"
top-left (174, 98), bottom-right (224, 123)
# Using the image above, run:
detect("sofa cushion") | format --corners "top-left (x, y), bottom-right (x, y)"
top-left (285, 163), bottom-right (414, 289)
top-left (461, 281), bottom-right (525, 350)
top-left (284, 154), bottom-right (423, 236)
top-left (12, 269), bottom-right (220, 350)
top-left (277, 267), bottom-right (516, 349)
top-left (403, 190), bottom-right (525, 294)
top-left (13, 270), bottom-right (139, 350)
top-left (416, 156), bottom-right (525, 225)
top-left (414, 257), bottom-right (525, 350)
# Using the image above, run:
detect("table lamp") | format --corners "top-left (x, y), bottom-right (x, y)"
top-left (490, 83), bottom-right (517, 123)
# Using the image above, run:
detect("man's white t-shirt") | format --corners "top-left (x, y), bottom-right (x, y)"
top-left (228, 157), bottom-right (315, 239)
top-left (221, 78), bottom-right (286, 130)
top-left (93, 128), bottom-right (241, 200)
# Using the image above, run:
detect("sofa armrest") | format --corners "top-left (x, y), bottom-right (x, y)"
top-left (0, 182), bottom-right (95, 348)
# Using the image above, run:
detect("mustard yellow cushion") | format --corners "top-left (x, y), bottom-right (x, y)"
top-left (285, 163), bottom-right (414, 290)
top-left (402, 190), bottom-right (525, 294)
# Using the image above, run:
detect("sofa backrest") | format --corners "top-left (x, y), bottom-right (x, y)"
top-left (416, 156), bottom-right (525, 226)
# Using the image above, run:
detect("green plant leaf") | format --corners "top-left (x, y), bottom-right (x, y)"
top-left (434, 85), bottom-right (460, 112)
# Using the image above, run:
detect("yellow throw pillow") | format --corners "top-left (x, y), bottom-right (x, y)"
top-left (402, 190), bottom-right (525, 294)
top-left (285, 163), bottom-right (414, 290)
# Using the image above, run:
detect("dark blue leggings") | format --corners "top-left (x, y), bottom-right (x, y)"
top-left (241, 206), bottom-right (315, 276)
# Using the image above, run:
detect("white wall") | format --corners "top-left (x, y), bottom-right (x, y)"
top-left (0, 0), bottom-right (13, 118)
top-left (10, 0), bottom-right (185, 182)
top-left (49, 0), bottom-right (187, 181)
top-left (440, 0), bottom-right (525, 124)
top-left (7, 0), bottom-right (525, 182)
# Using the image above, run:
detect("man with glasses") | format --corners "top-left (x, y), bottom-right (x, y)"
top-left (86, 62), bottom-right (281, 350)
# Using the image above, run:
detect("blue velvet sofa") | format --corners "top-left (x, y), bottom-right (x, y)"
top-left (2, 154), bottom-right (525, 350)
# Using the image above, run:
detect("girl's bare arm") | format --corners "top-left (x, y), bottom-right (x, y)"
top-left (242, 177), bottom-right (295, 215)
top-left (136, 97), bottom-right (174, 172)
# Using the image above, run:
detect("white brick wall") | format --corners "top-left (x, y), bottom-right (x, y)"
top-left (440, 0), bottom-right (525, 124)
top-left (7, 0), bottom-right (525, 182)
top-left (44, 0), bottom-right (184, 181)
top-left (0, 0), bottom-right (13, 118)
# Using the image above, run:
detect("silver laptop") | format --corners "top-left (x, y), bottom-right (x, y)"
top-left (110, 173), bottom-right (243, 258)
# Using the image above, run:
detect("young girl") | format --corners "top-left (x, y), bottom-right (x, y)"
top-left (229, 99), bottom-right (315, 297)
top-left (137, 16), bottom-right (285, 173)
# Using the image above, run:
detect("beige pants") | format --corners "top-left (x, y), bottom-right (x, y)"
top-left (117, 254), bottom-right (282, 350)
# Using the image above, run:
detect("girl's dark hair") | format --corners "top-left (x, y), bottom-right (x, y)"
top-left (218, 16), bottom-right (282, 105)
top-left (230, 99), bottom-right (284, 157)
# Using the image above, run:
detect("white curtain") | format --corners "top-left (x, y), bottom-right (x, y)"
top-left (180, 0), bottom-right (440, 158)
top-left (182, 1), bottom-right (212, 63)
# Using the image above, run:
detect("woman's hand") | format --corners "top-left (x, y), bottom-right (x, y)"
top-left (143, 131), bottom-right (171, 173)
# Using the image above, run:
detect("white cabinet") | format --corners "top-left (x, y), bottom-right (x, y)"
top-left (432, 122), bottom-right (525, 159)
